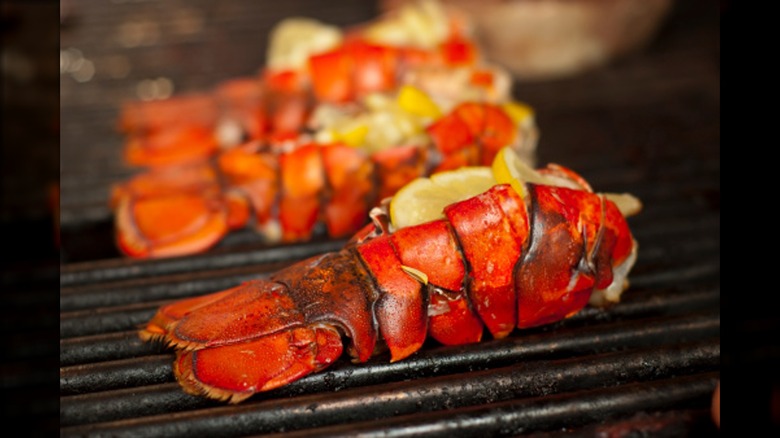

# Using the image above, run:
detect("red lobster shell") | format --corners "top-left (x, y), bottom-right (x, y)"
top-left (112, 100), bottom-right (536, 258)
top-left (140, 163), bottom-right (638, 403)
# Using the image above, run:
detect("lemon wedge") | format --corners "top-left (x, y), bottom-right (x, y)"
top-left (492, 146), bottom-right (642, 217)
top-left (501, 101), bottom-right (534, 126)
top-left (397, 85), bottom-right (442, 119)
top-left (491, 146), bottom-right (559, 198)
top-left (389, 167), bottom-right (496, 229)
top-left (331, 118), bottom-right (369, 147)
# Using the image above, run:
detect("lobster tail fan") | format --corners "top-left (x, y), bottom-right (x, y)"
top-left (161, 280), bottom-right (306, 351)
top-left (173, 325), bottom-right (343, 404)
top-left (139, 287), bottom-right (238, 343)
top-left (140, 278), bottom-right (347, 403)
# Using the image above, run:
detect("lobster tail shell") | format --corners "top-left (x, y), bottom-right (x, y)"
top-left (515, 184), bottom-right (633, 328)
top-left (113, 98), bottom-right (528, 258)
top-left (271, 250), bottom-right (379, 362)
top-left (112, 163), bottom-right (231, 259)
top-left (141, 252), bottom-right (381, 403)
top-left (444, 184), bottom-right (528, 338)
top-left (164, 281), bottom-right (304, 350)
top-left (357, 235), bottom-right (428, 362)
top-left (173, 325), bottom-right (342, 403)
top-left (139, 288), bottom-right (237, 342)
top-left (390, 219), bottom-right (484, 346)
top-left (140, 168), bottom-right (638, 403)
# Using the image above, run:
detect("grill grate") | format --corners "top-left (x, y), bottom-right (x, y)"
top-left (61, 348), bottom-right (718, 437)
top-left (58, 0), bottom-right (721, 436)
top-left (58, 244), bottom-right (721, 436)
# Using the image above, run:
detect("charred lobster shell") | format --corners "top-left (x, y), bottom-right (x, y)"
top-left (140, 161), bottom-right (638, 403)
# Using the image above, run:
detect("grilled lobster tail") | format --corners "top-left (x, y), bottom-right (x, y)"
top-left (114, 101), bottom-right (536, 258)
top-left (141, 167), bottom-right (638, 403)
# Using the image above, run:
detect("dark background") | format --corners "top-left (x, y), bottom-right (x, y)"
top-left (2, 1), bottom-right (60, 436)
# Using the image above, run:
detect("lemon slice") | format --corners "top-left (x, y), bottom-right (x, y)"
top-left (492, 146), bottom-right (643, 217)
top-left (389, 167), bottom-right (496, 229)
top-left (429, 167), bottom-right (497, 199)
top-left (491, 146), bottom-right (556, 198)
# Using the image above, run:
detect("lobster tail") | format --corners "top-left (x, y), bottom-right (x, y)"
top-left (112, 163), bottom-right (233, 259)
top-left (140, 161), bottom-right (639, 403)
top-left (390, 219), bottom-right (484, 346)
top-left (112, 99), bottom-right (528, 258)
top-left (513, 183), bottom-right (638, 328)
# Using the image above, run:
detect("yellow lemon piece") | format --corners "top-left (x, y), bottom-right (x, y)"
top-left (334, 122), bottom-right (369, 148)
top-left (491, 146), bottom-right (551, 199)
top-left (492, 146), bottom-right (643, 217)
top-left (397, 85), bottom-right (442, 119)
top-left (389, 167), bottom-right (496, 229)
top-left (492, 146), bottom-right (583, 197)
top-left (429, 167), bottom-right (497, 200)
top-left (501, 101), bottom-right (535, 125)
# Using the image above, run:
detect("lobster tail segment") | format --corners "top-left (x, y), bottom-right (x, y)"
top-left (162, 280), bottom-right (305, 350)
top-left (390, 219), bottom-right (484, 347)
top-left (514, 183), bottom-right (636, 329)
top-left (356, 235), bottom-right (428, 362)
top-left (443, 184), bottom-right (529, 339)
top-left (271, 250), bottom-right (379, 363)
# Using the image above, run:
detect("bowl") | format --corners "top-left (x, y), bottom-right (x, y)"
top-left (380, 0), bottom-right (674, 81)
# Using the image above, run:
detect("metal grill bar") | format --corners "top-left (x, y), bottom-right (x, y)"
top-left (60, 302), bottom-right (159, 339)
top-left (269, 374), bottom-right (720, 438)
top-left (61, 354), bottom-right (173, 398)
top-left (60, 270), bottom-right (262, 312)
top-left (60, 313), bottom-right (718, 398)
top-left (59, 344), bottom-right (718, 436)
top-left (60, 331), bottom-right (151, 367)
top-left (60, 239), bottom-right (347, 287)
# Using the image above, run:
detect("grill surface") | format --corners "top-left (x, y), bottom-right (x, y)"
top-left (58, 0), bottom-right (721, 436)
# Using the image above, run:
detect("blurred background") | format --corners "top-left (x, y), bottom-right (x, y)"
top-left (58, 0), bottom-right (383, 262)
